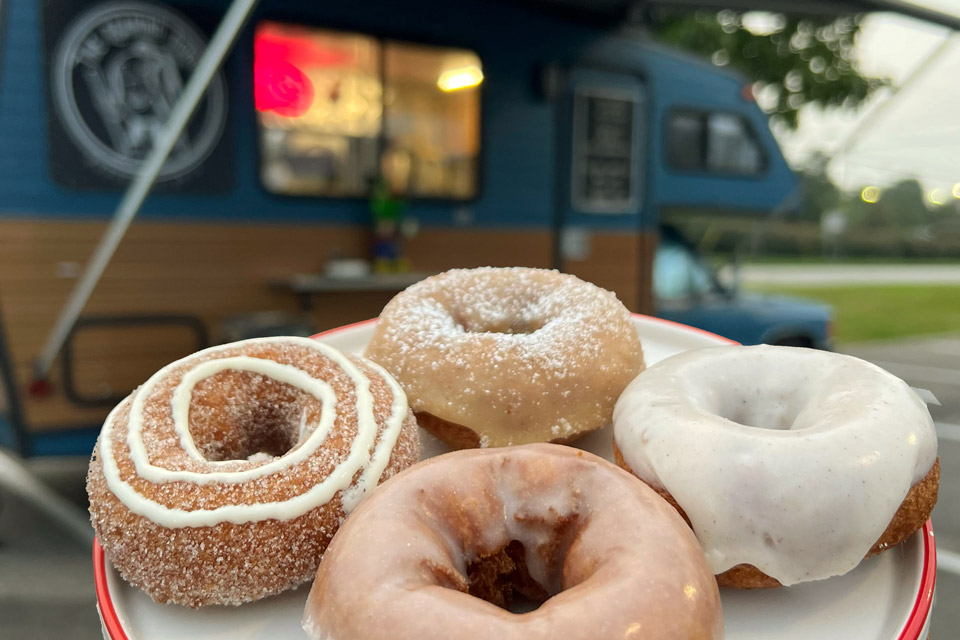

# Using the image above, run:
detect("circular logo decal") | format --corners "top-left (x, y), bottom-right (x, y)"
top-left (51, 1), bottom-right (227, 180)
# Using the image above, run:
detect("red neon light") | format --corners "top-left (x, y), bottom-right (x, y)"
top-left (254, 23), bottom-right (361, 117)
top-left (254, 56), bottom-right (314, 117)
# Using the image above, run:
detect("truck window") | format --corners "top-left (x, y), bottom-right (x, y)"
top-left (385, 42), bottom-right (481, 199)
top-left (653, 238), bottom-right (714, 301)
top-left (706, 113), bottom-right (763, 174)
top-left (666, 111), bottom-right (704, 171)
top-left (666, 109), bottom-right (765, 176)
top-left (255, 21), bottom-right (481, 199)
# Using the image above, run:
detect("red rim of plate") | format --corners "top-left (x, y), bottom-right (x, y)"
top-left (310, 313), bottom-right (741, 345)
top-left (92, 315), bottom-right (938, 640)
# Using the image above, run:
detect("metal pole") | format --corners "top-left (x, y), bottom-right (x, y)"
top-left (33, 0), bottom-right (260, 381)
top-left (0, 449), bottom-right (94, 546)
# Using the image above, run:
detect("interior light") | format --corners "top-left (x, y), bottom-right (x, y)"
top-left (860, 186), bottom-right (879, 204)
top-left (928, 189), bottom-right (946, 206)
top-left (437, 65), bottom-right (484, 92)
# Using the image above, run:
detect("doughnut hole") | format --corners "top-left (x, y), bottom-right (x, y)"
top-left (460, 508), bottom-right (584, 611)
top-left (451, 310), bottom-right (545, 335)
top-left (465, 540), bottom-right (550, 610)
top-left (445, 287), bottom-right (549, 335)
top-left (687, 359), bottom-right (817, 431)
top-left (186, 370), bottom-right (323, 461)
top-left (409, 460), bottom-right (598, 613)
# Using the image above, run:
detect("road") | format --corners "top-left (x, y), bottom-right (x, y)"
top-left (843, 334), bottom-right (960, 637)
top-left (741, 263), bottom-right (960, 286)
top-left (0, 457), bottom-right (100, 640)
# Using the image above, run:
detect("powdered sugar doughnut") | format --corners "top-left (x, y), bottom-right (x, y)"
top-left (87, 337), bottom-right (420, 607)
top-left (364, 267), bottom-right (645, 448)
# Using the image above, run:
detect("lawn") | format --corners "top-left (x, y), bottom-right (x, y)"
top-left (748, 284), bottom-right (960, 343)
top-left (747, 256), bottom-right (960, 264)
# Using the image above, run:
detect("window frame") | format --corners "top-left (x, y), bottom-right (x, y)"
top-left (253, 18), bottom-right (485, 204)
top-left (663, 106), bottom-right (768, 178)
top-left (570, 84), bottom-right (644, 215)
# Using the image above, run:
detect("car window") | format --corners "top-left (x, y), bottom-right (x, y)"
top-left (653, 239), bottom-right (715, 300)
top-left (666, 109), bottom-right (765, 176)
top-left (706, 113), bottom-right (763, 174)
top-left (666, 111), bottom-right (703, 171)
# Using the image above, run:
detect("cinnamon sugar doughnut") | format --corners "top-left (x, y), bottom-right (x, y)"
top-left (87, 337), bottom-right (420, 607)
top-left (613, 345), bottom-right (939, 587)
top-left (302, 443), bottom-right (723, 640)
top-left (364, 267), bottom-right (644, 448)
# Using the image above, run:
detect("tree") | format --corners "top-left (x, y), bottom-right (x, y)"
top-left (651, 10), bottom-right (887, 129)
top-left (876, 179), bottom-right (927, 229)
top-left (798, 152), bottom-right (841, 223)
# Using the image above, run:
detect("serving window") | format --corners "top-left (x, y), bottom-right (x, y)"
top-left (255, 21), bottom-right (481, 199)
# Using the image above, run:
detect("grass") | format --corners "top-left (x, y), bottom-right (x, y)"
top-left (748, 284), bottom-right (960, 343)
top-left (745, 256), bottom-right (960, 265)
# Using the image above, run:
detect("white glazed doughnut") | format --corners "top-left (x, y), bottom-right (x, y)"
top-left (613, 345), bottom-right (938, 586)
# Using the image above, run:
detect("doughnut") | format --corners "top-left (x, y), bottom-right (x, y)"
top-left (612, 344), bottom-right (939, 587)
top-left (86, 337), bottom-right (420, 607)
top-left (302, 443), bottom-right (723, 640)
top-left (364, 267), bottom-right (644, 448)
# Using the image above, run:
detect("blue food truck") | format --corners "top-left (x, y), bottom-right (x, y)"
top-left (0, 0), bottom-right (825, 456)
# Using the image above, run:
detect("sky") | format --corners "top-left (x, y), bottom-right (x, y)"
top-left (772, 3), bottom-right (960, 201)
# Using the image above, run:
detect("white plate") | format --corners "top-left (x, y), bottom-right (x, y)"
top-left (94, 315), bottom-right (936, 640)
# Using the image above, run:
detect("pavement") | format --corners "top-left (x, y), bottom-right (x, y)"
top-left (741, 263), bottom-right (960, 286)
top-left (0, 457), bottom-right (101, 640)
top-left (1, 333), bottom-right (959, 639)
top-left (843, 334), bottom-right (960, 638)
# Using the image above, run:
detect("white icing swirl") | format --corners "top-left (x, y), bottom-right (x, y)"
top-left (613, 345), bottom-right (938, 586)
top-left (99, 337), bottom-right (408, 528)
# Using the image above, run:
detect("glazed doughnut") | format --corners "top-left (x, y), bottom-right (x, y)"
top-left (613, 345), bottom-right (939, 587)
top-left (87, 337), bottom-right (420, 607)
top-left (302, 443), bottom-right (722, 640)
top-left (364, 267), bottom-right (644, 448)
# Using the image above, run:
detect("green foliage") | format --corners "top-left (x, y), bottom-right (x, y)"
top-left (841, 179), bottom-right (949, 233)
top-left (799, 168), bottom-right (841, 223)
top-left (652, 10), bottom-right (887, 128)
top-left (749, 284), bottom-right (960, 342)
top-left (875, 179), bottom-right (927, 228)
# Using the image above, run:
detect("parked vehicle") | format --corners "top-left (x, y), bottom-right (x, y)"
top-left (655, 226), bottom-right (832, 348)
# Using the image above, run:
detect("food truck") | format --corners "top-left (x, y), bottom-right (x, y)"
top-left (0, 0), bottom-right (939, 640)
top-left (0, 0), bottom-right (798, 455)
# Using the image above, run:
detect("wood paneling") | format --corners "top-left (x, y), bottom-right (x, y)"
top-left (562, 231), bottom-right (656, 315)
top-left (0, 219), bottom-right (370, 431)
top-left (406, 228), bottom-right (553, 271)
top-left (0, 220), bottom-right (648, 434)
top-left (0, 220), bottom-right (555, 433)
